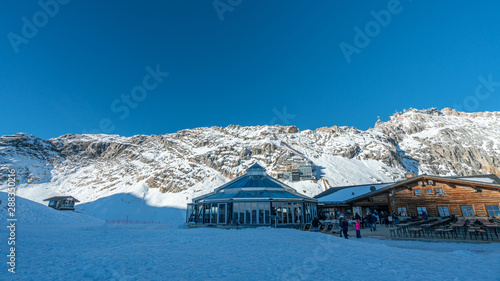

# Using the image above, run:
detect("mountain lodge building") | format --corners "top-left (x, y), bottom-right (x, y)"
top-left (315, 174), bottom-right (500, 219)
top-left (187, 163), bottom-right (318, 228)
top-left (43, 196), bottom-right (80, 211)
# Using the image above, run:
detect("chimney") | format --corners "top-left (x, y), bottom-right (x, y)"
top-left (405, 172), bottom-right (415, 179)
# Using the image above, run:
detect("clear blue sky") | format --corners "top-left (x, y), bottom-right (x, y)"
top-left (2, 1), bottom-right (500, 139)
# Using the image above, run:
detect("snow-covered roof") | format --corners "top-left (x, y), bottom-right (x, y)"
top-left (454, 174), bottom-right (500, 184)
top-left (458, 177), bottom-right (495, 183)
top-left (317, 183), bottom-right (393, 203)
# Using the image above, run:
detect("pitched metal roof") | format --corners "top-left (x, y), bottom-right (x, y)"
top-left (219, 175), bottom-right (286, 189)
top-left (204, 190), bottom-right (304, 200)
top-left (451, 174), bottom-right (500, 184)
top-left (316, 183), bottom-right (393, 203)
top-left (247, 163), bottom-right (266, 171)
top-left (192, 163), bottom-right (317, 203)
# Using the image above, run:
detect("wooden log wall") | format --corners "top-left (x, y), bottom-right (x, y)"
top-left (388, 179), bottom-right (500, 217)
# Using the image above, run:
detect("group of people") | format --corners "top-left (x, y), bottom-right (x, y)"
top-left (311, 210), bottom-right (406, 239)
top-left (311, 216), bottom-right (362, 239)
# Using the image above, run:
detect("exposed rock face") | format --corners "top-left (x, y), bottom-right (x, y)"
top-left (0, 108), bottom-right (499, 203)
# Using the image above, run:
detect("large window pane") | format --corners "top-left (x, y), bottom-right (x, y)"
top-left (251, 202), bottom-right (257, 224)
top-left (438, 206), bottom-right (450, 216)
top-left (304, 203), bottom-right (310, 223)
top-left (218, 204), bottom-right (226, 224)
top-left (282, 203), bottom-right (288, 224)
top-left (461, 206), bottom-right (474, 216)
top-left (204, 204), bottom-right (211, 223)
top-left (264, 203), bottom-right (270, 224)
top-left (417, 207), bottom-right (427, 215)
top-left (297, 203), bottom-right (303, 223)
top-left (258, 203), bottom-right (264, 224)
top-left (487, 205), bottom-right (500, 216)
top-left (211, 204), bottom-right (218, 223)
top-left (239, 203), bottom-right (245, 224)
top-left (233, 203), bottom-right (239, 224)
top-left (292, 203), bottom-right (297, 223)
top-left (271, 202), bottom-right (277, 216)
top-left (277, 203), bottom-right (283, 224)
top-left (245, 203), bottom-right (251, 224)
top-left (187, 205), bottom-right (194, 223)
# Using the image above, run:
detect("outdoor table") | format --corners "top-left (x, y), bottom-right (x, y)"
top-left (486, 224), bottom-right (500, 239)
top-left (397, 223), bottom-right (412, 236)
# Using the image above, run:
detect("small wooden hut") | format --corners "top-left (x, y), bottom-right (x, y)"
top-left (43, 196), bottom-right (80, 211)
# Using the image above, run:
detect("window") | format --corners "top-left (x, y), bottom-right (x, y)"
top-left (239, 203), bottom-right (245, 224)
top-left (425, 189), bottom-right (432, 194)
top-left (264, 203), bottom-right (270, 224)
top-left (486, 205), bottom-right (500, 216)
top-left (251, 202), bottom-right (257, 224)
top-left (438, 206), bottom-right (450, 217)
top-left (417, 207), bottom-right (427, 215)
top-left (414, 190), bottom-right (421, 195)
top-left (245, 203), bottom-right (251, 223)
top-left (258, 203), bottom-right (264, 224)
top-left (435, 188), bottom-right (443, 194)
top-left (397, 207), bottom-right (407, 216)
top-left (461, 206), bottom-right (474, 216)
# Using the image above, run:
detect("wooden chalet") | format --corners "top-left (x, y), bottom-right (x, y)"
top-left (315, 174), bottom-right (500, 219)
top-left (43, 196), bottom-right (80, 211)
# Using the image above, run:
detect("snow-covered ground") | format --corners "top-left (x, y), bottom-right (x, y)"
top-left (2, 192), bottom-right (500, 280)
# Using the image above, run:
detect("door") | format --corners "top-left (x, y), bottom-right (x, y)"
top-left (218, 203), bottom-right (227, 224)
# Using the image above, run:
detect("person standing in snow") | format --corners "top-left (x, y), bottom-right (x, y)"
top-left (341, 219), bottom-right (349, 239)
top-left (354, 212), bottom-right (361, 221)
top-left (365, 214), bottom-right (373, 231)
top-left (392, 211), bottom-right (399, 225)
top-left (422, 211), bottom-right (428, 220)
top-left (355, 220), bottom-right (361, 238)
top-left (311, 216), bottom-right (322, 232)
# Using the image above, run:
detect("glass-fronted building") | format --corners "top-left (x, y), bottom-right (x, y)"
top-left (187, 163), bottom-right (318, 228)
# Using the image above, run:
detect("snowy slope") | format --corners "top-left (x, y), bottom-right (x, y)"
top-left (0, 191), bottom-right (103, 225)
top-left (1, 108), bottom-right (499, 222)
top-left (76, 193), bottom-right (185, 225)
top-left (2, 225), bottom-right (500, 280)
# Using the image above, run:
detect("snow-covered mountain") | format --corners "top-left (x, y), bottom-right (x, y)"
top-left (1, 108), bottom-right (499, 212)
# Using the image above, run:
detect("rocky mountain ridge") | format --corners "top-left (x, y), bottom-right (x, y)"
top-left (1, 108), bottom-right (499, 207)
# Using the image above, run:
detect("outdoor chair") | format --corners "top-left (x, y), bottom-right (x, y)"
top-left (302, 223), bottom-right (311, 231)
top-left (321, 224), bottom-right (334, 233)
top-left (477, 229), bottom-right (489, 240)
top-left (318, 224), bottom-right (326, 232)
top-left (467, 227), bottom-right (480, 239)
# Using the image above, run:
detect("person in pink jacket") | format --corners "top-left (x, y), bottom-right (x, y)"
top-left (355, 220), bottom-right (361, 238)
